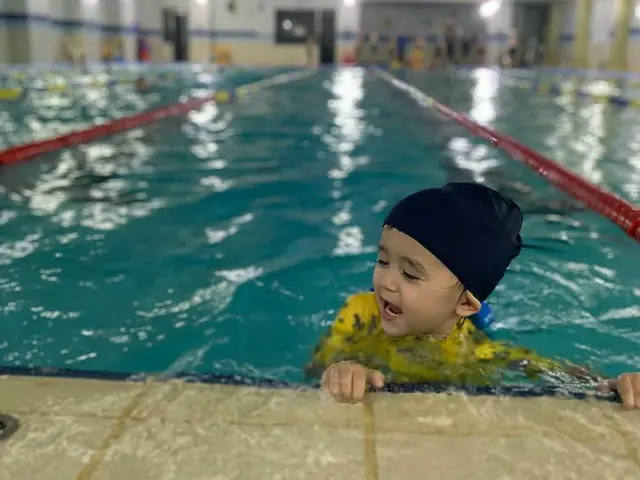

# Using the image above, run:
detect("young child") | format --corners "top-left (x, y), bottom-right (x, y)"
top-left (305, 182), bottom-right (640, 408)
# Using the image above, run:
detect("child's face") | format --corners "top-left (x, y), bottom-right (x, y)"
top-left (372, 227), bottom-right (479, 337)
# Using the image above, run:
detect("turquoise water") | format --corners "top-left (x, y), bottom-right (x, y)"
top-left (0, 67), bottom-right (638, 385)
top-left (0, 66), bottom-right (272, 149)
top-left (408, 68), bottom-right (640, 205)
top-left (495, 68), bottom-right (640, 101)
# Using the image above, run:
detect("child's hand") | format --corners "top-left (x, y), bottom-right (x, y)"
top-left (611, 373), bottom-right (640, 409)
top-left (599, 373), bottom-right (640, 409)
top-left (321, 361), bottom-right (385, 403)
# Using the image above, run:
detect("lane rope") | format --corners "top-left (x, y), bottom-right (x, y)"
top-left (0, 69), bottom-right (317, 166)
top-left (376, 69), bottom-right (640, 243)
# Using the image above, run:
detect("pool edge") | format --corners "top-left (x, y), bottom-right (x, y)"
top-left (0, 364), bottom-right (621, 403)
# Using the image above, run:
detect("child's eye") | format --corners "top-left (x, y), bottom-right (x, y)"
top-left (376, 258), bottom-right (389, 267)
top-left (402, 271), bottom-right (420, 282)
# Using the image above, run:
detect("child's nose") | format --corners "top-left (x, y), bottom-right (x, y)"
top-left (380, 272), bottom-right (399, 292)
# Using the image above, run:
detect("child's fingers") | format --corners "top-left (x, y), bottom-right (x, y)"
top-left (616, 375), bottom-right (636, 409)
top-left (368, 369), bottom-right (386, 389)
top-left (352, 369), bottom-right (368, 402)
top-left (321, 363), bottom-right (383, 403)
top-left (321, 363), bottom-right (362, 402)
top-left (630, 375), bottom-right (640, 409)
top-left (321, 365), bottom-right (341, 398)
top-left (339, 366), bottom-right (355, 401)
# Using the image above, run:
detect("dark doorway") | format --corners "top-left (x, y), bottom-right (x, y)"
top-left (163, 8), bottom-right (175, 42)
top-left (174, 13), bottom-right (188, 61)
top-left (162, 7), bottom-right (189, 62)
top-left (514, 2), bottom-right (550, 66)
top-left (320, 10), bottom-right (336, 64)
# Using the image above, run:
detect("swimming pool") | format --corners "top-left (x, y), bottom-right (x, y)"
top-left (0, 67), bottom-right (637, 390)
top-left (0, 65), bottom-right (275, 149)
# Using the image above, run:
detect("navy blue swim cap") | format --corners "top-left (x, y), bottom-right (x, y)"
top-left (383, 182), bottom-right (523, 302)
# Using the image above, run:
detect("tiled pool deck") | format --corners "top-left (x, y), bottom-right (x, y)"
top-left (1, 375), bottom-right (640, 479)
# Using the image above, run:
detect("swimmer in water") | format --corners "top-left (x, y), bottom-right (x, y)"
top-left (305, 182), bottom-right (640, 408)
top-left (135, 76), bottom-right (150, 92)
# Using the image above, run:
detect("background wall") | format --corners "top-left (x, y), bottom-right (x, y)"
top-left (483, 1), bottom-right (513, 63)
top-left (0, 0), bottom-right (139, 64)
top-left (589, 0), bottom-right (614, 69)
top-left (360, 1), bottom-right (486, 38)
top-left (558, 0), bottom-right (574, 63)
top-left (359, 0), bottom-right (512, 63)
top-left (559, 0), bottom-right (640, 72)
top-left (210, 0), bottom-right (359, 65)
top-left (629, 0), bottom-right (640, 70)
top-left (0, 0), bottom-right (57, 64)
top-left (0, 0), bottom-right (360, 66)
top-left (0, 0), bottom-right (637, 70)
top-left (64, 0), bottom-right (103, 64)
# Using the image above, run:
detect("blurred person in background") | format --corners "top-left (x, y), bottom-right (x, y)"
top-left (305, 33), bottom-right (317, 67)
top-left (434, 21), bottom-right (461, 67)
top-left (407, 35), bottom-right (429, 70)
top-left (501, 28), bottom-right (519, 67)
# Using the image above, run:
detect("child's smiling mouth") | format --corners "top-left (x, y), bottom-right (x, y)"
top-left (380, 298), bottom-right (403, 321)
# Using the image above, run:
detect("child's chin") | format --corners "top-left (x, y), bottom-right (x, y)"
top-left (381, 319), bottom-right (406, 336)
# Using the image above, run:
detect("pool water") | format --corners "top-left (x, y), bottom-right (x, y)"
top-left (0, 66), bottom-right (273, 149)
top-left (0, 67), bottom-right (638, 387)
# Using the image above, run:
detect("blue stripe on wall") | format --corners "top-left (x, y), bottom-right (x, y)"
top-left (487, 33), bottom-right (508, 43)
top-left (559, 33), bottom-right (573, 43)
top-left (558, 27), bottom-right (640, 44)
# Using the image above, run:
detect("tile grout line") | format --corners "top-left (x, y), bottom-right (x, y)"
top-left (601, 410), bottom-right (640, 471)
top-left (73, 378), bottom-right (156, 480)
top-left (363, 396), bottom-right (379, 480)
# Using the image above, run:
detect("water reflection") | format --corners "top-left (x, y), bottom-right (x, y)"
top-left (468, 68), bottom-right (499, 125)
top-left (0, 133), bottom-right (162, 231)
top-left (323, 69), bottom-right (374, 258)
top-left (444, 136), bottom-right (584, 218)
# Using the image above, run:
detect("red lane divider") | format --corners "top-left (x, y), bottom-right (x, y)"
top-left (0, 97), bottom-right (208, 165)
top-left (0, 69), bottom-right (317, 166)
top-left (431, 102), bottom-right (640, 242)
top-left (377, 70), bottom-right (640, 243)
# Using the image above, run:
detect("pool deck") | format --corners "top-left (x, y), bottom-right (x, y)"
top-left (1, 375), bottom-right (640, 480)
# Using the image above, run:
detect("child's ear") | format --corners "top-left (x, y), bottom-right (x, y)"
top-left (455, 290), bottom-right (481, 318)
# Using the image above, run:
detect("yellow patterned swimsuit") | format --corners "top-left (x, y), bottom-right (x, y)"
top-left (306, 292), bottom-right (578, 386)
